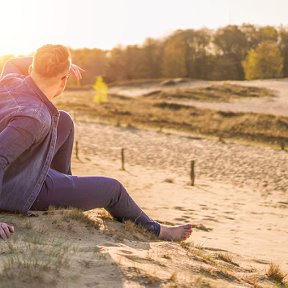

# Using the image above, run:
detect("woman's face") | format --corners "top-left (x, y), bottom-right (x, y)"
top-left (53, 68), bottom-right (71, 98)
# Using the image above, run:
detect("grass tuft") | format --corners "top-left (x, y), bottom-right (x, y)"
top-left (62, 208), bottom-right (101, 229)
top-left (266, 263), bottom-right (287, 284)
top-left (216, 252), bottom-right (239, 267)
top-left (0, 242), bottom-right (71, 287)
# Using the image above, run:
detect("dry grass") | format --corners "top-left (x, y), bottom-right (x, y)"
top-left (63, 208), bottom-right (99, 227)
top-left (194, 277), bottom-right (216, 288)
top-left (46, 206), bottom-right (102, 229)
top-left (0, 241), bottom-right (71, 288)
top-left (178, 242), bottom-right (251, 285)
top-left (123, 266), bottom-right (162, 286)
top-left (215, 252), bottom-right (239, 267)
top-left (54, 88), bottom-right (288, 147)
top-left (146, 83), bottom-right (275, 102)
top-left (180, 242), bottom-right (218, 266)
top-left (108, 78), bottom-right (164, 87)
top-left (0, 209), bottom-right (286, 288)
top-left (266, 263), bottom-right (287, 284)
top-left (0, 210), bottom-right (111, 287)
top-left (198, 266), bottom-right (240, 282)
top-left (243, 274), bottom-right (266, 288)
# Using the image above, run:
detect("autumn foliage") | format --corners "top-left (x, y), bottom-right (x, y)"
top-left (1, 24), bottom-right (288, 84)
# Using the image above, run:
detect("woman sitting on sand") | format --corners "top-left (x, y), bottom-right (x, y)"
top-left (0, 222), bottom-right (14, 240)
top-left (0, 44), bottom-right (192, 241)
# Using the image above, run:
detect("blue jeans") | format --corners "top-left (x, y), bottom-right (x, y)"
top-left (31, 111), bottom-right (161, 237)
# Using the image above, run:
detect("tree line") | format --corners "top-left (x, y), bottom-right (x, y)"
top-left (1, 24), bottom-right (288, 85)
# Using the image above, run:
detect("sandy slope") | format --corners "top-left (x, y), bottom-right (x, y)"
top-left (73, 121), bottom-right (288, 273)
top-left (109, 78), bottom-right (288, 116)
top-left (1, 121), bottom-right (287, 287)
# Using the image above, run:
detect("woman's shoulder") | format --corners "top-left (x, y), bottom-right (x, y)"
top-left (18, 101), bottom-right (52, 121)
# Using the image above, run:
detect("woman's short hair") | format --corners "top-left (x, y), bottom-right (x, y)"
top-left (32, 44), bottom-right (71, 78)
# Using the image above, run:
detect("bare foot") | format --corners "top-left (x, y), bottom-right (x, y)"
top-left (158, 224), bottom-right (192, 241)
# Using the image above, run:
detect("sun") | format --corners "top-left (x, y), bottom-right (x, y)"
top-left (0, 1), bottom-right (37, 56)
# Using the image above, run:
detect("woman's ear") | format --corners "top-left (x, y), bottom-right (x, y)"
top-left (28, 64), bottom-right (32, 74)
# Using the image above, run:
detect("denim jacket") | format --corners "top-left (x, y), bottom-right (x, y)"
top-left (0, 63), bottom-right (59, 214)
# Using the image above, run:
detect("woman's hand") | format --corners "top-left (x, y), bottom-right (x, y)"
top-left (70, 64), bottom-right (85, 81)
top-left (0, 223), bottom-right (15, 240)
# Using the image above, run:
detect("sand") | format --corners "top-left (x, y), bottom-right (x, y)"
top-left (1, 79), bottom-right (288, 287)
top-left (1, 120), bottom-right (287, 287)
top-left (110, 78), bottom-right (288, 117)
top-left (73, 121), bottom-right (288, 273)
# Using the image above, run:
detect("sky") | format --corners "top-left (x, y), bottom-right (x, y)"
top-left (0, 0), bottom-right (288, 56)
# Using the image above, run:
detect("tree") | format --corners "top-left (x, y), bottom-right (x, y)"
top-left (141, 38), bottom-right (162, 79)
top-left (279, 26), bottom-right (288, 77)
top-left (105, 45), bottom-right (153, 82)
top-left (213, 25), bottom-right (248, 79)
top-left (242, 41), bottom-right (283, 80)
top-left (240, 23), bottom-right (261, 50)
top-left (180, 29), bottom-right (211, 79)
top-left (93, 76), bottom-right (108, 104)
top-left (258, 26), bottom-right (278, 43)
top-left (104, 47), bottom-right (126, 83)
top-left (71, 48), bottom-right (107, 86)
top-left (122, 45), bottom-right (148, 80)
top-left (161, 32), bottom-right (187, 78)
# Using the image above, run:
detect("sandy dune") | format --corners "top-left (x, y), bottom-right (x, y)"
top-left (1, 121), bottom-right (287, 287)
top-left (73, 121), bottom-right (288, 273)
top-left (110, 78), bottom-right (288, 116)
top-left (1, 78), bottom-right (288, 286)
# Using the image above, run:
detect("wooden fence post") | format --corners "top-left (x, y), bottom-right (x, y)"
top-left (190, 160), bottom-right (195, 186)
top-left (75, 140), bottom-right (80, 160)
top-left (280, 141), bottom-right (285, 151)
top-left (121, 148), bottom-right (125, 171)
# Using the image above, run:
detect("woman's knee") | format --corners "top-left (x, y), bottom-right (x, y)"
top-left (106, 178), bottom-right (127, 202)
top-left (110, 178), bottom-right (125, 192)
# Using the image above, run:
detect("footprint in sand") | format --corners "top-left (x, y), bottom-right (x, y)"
top-left (233, 202), bottom-right (245, 206)
top-left (224, 216), bottom-right (235, 220)
top-left (174, 206), bottom-right (187, 211)
top-left (174, 216), bottom-right (191, 223)
top-left (192, 224), bottom-right (213, 232)
top-left (223, 211), bottom-right (235, 214)
top-left (203, 216), bottom-right (219, 223)
top-left (119, 250), bottom-right (133, 255)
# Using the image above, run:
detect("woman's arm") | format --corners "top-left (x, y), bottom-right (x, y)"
top-left (0, 114), bottom-right (48, 170)
top-left (0, 115), bottom-right (49, 206)
top-left (1, 57), bottom-right (84, 80)
top-left (0, 57), bottom-right (32, 78)
top-left (0, 223), bottom-right (14, 240)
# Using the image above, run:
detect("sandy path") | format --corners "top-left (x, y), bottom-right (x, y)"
top-left (73, 122), bottom-right (288, 272)
top-left (110, 79), bottom-right (288, 116)
top-left (76, 121), bottom-right (288, 195)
